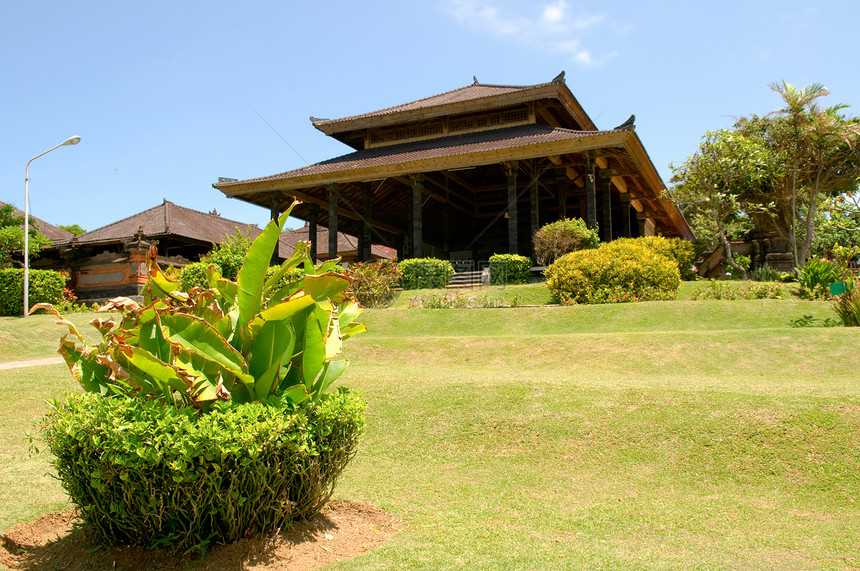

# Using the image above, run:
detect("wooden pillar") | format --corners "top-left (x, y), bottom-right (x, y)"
top-left (412, 174), bottom-right (424, 258)
top-left (619, 193), bottom-right (632, 238)
top-left (506, 162), bottom-right (518, 254)
top-left (556, 171), bottom-right (566, 220)
top-left (308, 203), bottom-right (319, 262)
top-left (530, 168), bottom-right (539, 261)
top-left (270, 197), bottom-right (280, 222)
top-left (443, 202), bottom-right (451, 255)
top-left (636, 212), bottom-right (648, 237)
top-left (404, 186), bottom-right (413, 259)
top-left (361, 182), bottom-right (372, 261)
top-left (328, 185), bottom-right (338, 261)
top-left (585, 157), bottom-right (597, 231)
top-left (600, 170), bottom-right (613, 242)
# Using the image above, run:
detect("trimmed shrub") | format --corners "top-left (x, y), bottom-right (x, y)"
top-left (609, 236), bottom-right (697, 280)
top-left (36, 202), bottom-right (367, 551)
top-left (489, 254), bottom-right (532, 285)
top-left (43, 389), bottom-right (365, 550)
top-left (0, 268), bottom-right (65, 316)
top-left (545, 241), bottom-right (680, 304)
top-left (532, 218), bottom-right (599, 266)
top-left (399, 258), bottom-right (454, 290)
top-left (346, 259), bottom-right (402, 308)
top-left (689, 280), bottom-right (785, 300)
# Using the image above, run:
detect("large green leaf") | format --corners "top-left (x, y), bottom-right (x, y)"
top-left (113, 345), bottom-right (189, 397)
top-left (302, 310), bottom-right (326, 388)
top-left (264, 241), bottom-right (309, 294)
top-left (304, 273), bottom-right (351, 302)
top-left (236, 204), bottom-right (297, 330)
top-left (248, 319), bottom-right (295, 382)
top-left (157, 311), bottom-right (252, 387)
top-left (312, 358), bottom-right (349, 395)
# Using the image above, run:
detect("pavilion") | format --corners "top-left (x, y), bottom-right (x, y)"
top-left (213, 72), bottom-right (692, 264)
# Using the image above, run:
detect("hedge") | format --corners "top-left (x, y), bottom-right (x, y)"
top-left (489, 254), bottom-right (532, 285)
top-left (0, 268), bottom-right (65, 316)
top-left (608, 237), bottom-right (696, 280)
top-left (399, 258), bottom-right (455, 290)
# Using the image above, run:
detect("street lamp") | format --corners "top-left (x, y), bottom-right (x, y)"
top-left (24, 135), bottom-right (81, 317)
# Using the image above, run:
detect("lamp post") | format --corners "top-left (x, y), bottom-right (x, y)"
top-left (24, 135), bottom-right (81, 317)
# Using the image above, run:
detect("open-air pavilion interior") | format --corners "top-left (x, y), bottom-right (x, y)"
top-left (214, 72), bottom-right (693, 266)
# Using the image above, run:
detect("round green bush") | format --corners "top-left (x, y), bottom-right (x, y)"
top-left (545, 241), bottom-right (680, 304)
top-left (399, 257), bottom-right (455, 290)
top-left (489, 254), bottom-right (532, 285)
top-left (42, 389), bottom-right (366, 551)
top-left (533, 218), bottom-right (600, 266)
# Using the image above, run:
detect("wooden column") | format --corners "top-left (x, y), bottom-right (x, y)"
top-left (530, 168), bottom-right (539, 262)
top-left (600, 170), bottom-right (613, 242)
top-left (328, 185), bottom-right (338, 260)
top-left (585, 157), bottom-right (597, 231)
top-left (556, 171), bottom-right (566, 220)
top-left (269, 197), bottom-right (280, 222)
top-left (636, 212), bottom-right (647, 237)
top-left (619, 193), bottom-right (632, 238)
top-left (404, 186), bottom-right (413, 259)
top-left (411, 174), bottom-right (424, 258)
top-left (506, 162), bottom-right (519, 254)
top-left (308, 203), bottom-right (319, 262)
top-left (443, 202), bottom-right (451, 255)
top-left (361, 182), bottom-right (372, 261)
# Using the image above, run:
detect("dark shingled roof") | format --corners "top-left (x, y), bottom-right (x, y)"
top-left (311, 81), bottom-right (558, 129)
top-left (71, 200), bottom-right (263, 246)
top-left (0, 200), bottom-right (74, 244)
top-left (217, 124), bottom-right (618, 187)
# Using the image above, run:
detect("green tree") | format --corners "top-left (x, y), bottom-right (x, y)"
top-left (670, 129), bottom-right (777, 279)
top-left (0, 203), bottom-right (50, 268)
top-left (58, 223), bottom-right (86, 236)
top-left (201, 228), bottom-right (253, 280)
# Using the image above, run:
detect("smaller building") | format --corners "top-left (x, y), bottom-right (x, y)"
top-left (23, 200), bottom-right (394, 302)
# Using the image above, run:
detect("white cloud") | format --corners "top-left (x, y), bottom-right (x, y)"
top-left (445, 0), bottom-right (613, 67)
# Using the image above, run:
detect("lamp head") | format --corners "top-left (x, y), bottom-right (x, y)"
top-left (62, 135), bottom-right (81, 146)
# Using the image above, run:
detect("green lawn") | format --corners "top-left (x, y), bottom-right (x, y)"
top-left (1, 293), bottom-right (857, 569)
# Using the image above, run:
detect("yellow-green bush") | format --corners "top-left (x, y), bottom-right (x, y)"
top-left (608, 236), bottom-right (696, 280)
top-left (545, 241), bottom-right (680, 304)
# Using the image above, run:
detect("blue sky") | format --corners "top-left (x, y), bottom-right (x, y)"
top-left (2, 0), bottom-right (858, 233)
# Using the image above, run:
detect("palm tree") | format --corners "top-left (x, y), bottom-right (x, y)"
top-left (768, 80), bottom-right (830, 267)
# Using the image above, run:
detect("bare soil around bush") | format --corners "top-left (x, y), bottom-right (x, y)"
top-left (0, 499), bottom-right (398, 570)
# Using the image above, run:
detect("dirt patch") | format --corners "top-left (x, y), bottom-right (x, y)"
top-left (0, 500), bottom-right (399, 570)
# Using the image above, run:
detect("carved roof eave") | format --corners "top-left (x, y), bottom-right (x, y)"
top-left (312, 83), bottom-right (596, 136)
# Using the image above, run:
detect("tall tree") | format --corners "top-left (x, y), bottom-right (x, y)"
top-left (670, 130), bottom-right (777, 278)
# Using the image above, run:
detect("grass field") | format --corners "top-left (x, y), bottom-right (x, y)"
top-left (1, 291), bottom-right (858, 569)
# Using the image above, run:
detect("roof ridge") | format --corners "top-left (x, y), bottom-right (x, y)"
top-left (78, 202), bottom-right (169, 238)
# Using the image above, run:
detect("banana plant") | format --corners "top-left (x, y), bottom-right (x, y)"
top-left (35, 200), bottom-right (365, 410)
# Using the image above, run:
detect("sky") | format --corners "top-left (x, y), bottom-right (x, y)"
top-left (2, 0), bottom-right (858, 234)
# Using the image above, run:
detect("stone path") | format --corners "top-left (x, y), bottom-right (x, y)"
top-left (0, 356), bottom-right (64, 370)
